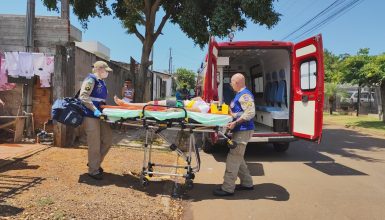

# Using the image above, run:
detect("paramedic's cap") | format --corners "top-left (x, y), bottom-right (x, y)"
top-left (93, 61), bottom-right (113, 72)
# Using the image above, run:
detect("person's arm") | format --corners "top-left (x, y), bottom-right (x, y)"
top-left (227, 94), bottom-right (255, 129)
top-left (235, 94), bottom-right (255, 125)
top-left (0, 98), bottom-right (4, 106)
top-left (79, 77), bottom-right (97, 112)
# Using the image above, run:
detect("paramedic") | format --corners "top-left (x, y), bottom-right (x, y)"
top-left (213, 73), bottom-right (255, 196)
top-left (79, 61), bottom-right (113, 180)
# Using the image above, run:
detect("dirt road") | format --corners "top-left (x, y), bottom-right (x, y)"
top-left (0, 146), bottom-right (183, 219)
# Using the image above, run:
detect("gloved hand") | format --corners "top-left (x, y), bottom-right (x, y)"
top-left (93, 109), bottom-right (102, 117)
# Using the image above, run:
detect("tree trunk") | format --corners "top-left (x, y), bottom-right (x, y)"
top-left (134, 39), bottom-right (153, 102)
top-left (380, 79), bottom-right (385, 123)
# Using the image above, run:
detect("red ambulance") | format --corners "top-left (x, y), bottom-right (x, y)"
top-left (196, 34), bottom-right (325, 152)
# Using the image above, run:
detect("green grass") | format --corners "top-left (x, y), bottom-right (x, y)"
top-left (36, 197), bottom-right (54, 206)
top-left (323, 112), bottom-right (385, 135)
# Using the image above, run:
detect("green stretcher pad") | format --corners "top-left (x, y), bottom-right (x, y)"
top-left (102, 108), bottom-right (233, 126)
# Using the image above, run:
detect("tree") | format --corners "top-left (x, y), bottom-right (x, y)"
top-left (42, 0), bottom-right (280, 102)
top-left (174, 68), bottom-right (196, 89)
top-left (324, 49), bottom-right (343, 83)
top-left (367, 53), bottom-right (385, 122)
top-left (324, 82), bottom-right (346, 115)
top-left (340, 48), bottom-right (372, 116)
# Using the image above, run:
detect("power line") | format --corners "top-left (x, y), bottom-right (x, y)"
top-left (281, 0), bottom-right (346, 41)
top-left (291, 0), bottom-right (364, 41)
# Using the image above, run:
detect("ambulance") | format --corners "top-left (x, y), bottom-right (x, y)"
top-left (196, 34), bottom-right (325, 152)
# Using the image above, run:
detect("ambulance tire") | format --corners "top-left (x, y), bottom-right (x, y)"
top-left (273, 142), bottom-right (290, 152)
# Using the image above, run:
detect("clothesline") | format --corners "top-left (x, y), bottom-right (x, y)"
top-left (2, 51), bottom-right (55, 88)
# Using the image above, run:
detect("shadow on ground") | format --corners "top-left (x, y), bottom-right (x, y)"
top-left (209, 127), bottom-right (381, 176)
top-left (183, 182), bottom-right (289, 202)
top-left (78, 172), bottom-right (174, 197)
top-left (0, 174), bottom-right (44, 218)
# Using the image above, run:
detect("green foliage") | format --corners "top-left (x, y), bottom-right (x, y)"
top-left (324, 49), bottom-right (343, 83)
top-left (42, 0), bottom-right (111, 28)
top-left (324, 82), bottom-right (346, 99)
top-left (325, 49), bottom-right (385, 87)
top-left (174, 68), bottom-right (196, 89)
top-left (42, 0), bottom-right (280, 47)
top-left (340, 48), bottom-right (373, 86)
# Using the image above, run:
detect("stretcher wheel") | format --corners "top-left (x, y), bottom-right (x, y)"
top-left (148, 167), bottom-right (154, 177)
top-left (185, 179), bottom-right (194, 190)
top-left (140, 175), bottom-right (149, 187)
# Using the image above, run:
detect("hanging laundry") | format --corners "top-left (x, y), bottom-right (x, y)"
top-left (45, 56), bottom-right (54, 75)
top-left (38, 56), bottom-right (54, 88)
top-left (18, 52), bottom-right (34, 79)
top-left (4, 52), bottom-right (20, 77)
top-left (32, 53), bottom-right (45, 76)
top-left (0, 57), bottom-right (16, 91)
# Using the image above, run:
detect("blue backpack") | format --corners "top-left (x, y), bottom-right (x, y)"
top-left (51, 92), bottom-right (86, 127)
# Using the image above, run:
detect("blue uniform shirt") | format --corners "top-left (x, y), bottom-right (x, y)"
top-left (82, 74), bottom-right (108, 118)
top-left (230, 88), bottom-right (255, 132)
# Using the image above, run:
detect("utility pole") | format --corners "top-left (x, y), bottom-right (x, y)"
top-left (24, 0), bottom-right (35, 137)
top-left (61, 0), bottom-right (70, 42)
top-left (169, 48), bottom-right (172, 74)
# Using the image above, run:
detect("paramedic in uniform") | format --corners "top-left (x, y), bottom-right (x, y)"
top-left (79, 61), bottom-right (113, 180)
top-left (213, 73), bottom-right (255, 196)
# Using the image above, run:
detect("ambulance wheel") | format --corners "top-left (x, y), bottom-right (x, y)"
top-left (273, 142), bottom-right (290, 152)
top-left (185, 179), bottom-right (194, 190)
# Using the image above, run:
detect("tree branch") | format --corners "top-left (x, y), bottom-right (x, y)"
top-left (150, 0), bottom-right (162, 18)
top-left (154, 13), bottom-right (170, 41)
top-left (133, 25), bottom-right (145, 43)
top-left (144, 0), bottom-right (151, 18)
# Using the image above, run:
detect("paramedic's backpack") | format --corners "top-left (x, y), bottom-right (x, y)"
top-left (51, 91), bottom-right (85, 127)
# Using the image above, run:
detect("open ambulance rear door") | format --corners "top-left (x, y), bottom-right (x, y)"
top-left (291, 34), bottom-right (325, 143)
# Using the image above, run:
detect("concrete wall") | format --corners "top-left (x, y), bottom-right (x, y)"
top-left (0, 15), bottom-right (81, 54)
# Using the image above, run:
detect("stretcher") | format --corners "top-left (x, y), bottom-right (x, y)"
top-left (101, 104), bottom-right (234, 190)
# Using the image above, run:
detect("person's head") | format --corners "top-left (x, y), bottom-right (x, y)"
top-left (92, 61), bottom-right (112, 79)
top-left (230, 73), bottom-right (246, 92)
top-left (124, 80), bottom-right (132, 87)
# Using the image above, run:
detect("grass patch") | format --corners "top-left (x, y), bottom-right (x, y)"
top-left (323, 112), bottom-right (385, 135)
top-left (36, 197), bottom-right (54, 206)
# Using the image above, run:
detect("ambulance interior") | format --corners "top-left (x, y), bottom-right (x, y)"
top-left (217, 48), bottom-right (291, 133)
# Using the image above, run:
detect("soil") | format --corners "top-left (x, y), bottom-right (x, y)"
top-left (0, 146), bottom-right (184, 220)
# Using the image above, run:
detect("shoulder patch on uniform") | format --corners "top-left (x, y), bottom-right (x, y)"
top-left (240, 94), bottom-right (252, 101)
top-left (85, 86), bottom-right (91, 91)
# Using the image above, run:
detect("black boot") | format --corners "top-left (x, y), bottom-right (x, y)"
top-left (213, 188), bottom-right (234, 196)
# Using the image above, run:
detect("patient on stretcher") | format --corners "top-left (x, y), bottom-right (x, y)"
top-left (113, 96), bottom-right (211, 113)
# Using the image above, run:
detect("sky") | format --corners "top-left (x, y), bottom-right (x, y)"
top-left (0, 0), bottom-right (384, 73)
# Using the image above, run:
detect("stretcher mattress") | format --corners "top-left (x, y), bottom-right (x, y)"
top-left (102, 108), bottom-right (233, 126)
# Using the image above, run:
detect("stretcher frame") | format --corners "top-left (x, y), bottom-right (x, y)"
top-left (104, 104), bottom-right (231, 190)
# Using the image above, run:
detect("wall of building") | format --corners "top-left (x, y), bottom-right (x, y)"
top-left (0, 15), bottom-right (82, 131)
top-left (74, 46), bottom-right (132, 105)
top-left (0, 15), bottom-right (81, 54)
